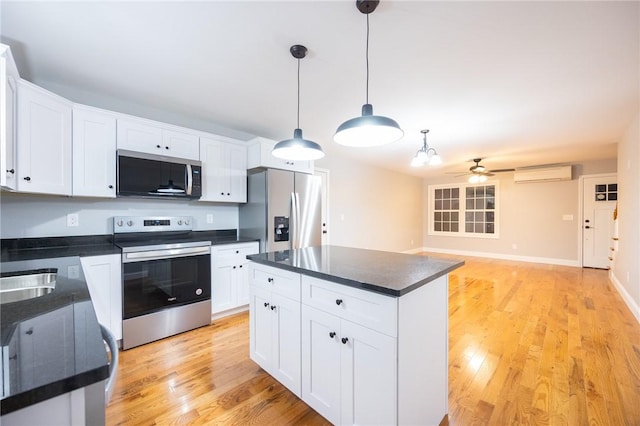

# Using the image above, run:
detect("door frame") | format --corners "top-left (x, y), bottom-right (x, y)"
top-left (314, 167), bottom-right (330, 246)
top-left (578, 172), bottom-right (617, 267)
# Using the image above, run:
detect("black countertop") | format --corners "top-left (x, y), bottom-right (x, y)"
top-left (247, 245), bottom-right (464, 297)
top-left (0, 255), bottom-right (109, 415)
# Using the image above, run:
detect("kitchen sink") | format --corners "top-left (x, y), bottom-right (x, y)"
top-left (0, 269), bottom-right (57, 304)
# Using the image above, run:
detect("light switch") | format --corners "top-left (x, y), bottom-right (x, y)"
top-left (562, 214), bottom-right (574, 221)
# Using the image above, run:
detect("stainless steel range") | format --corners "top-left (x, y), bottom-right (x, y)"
top-left (113, 216), bottom-right (211, 350)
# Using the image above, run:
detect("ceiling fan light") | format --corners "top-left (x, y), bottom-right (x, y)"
top-left (334, 104), bottom-right (404, 147)
top-left (272, 128), bottom-right (325, 161)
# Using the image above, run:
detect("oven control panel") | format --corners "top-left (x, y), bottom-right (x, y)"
top-left (113, 216), bottom-right (194, 233)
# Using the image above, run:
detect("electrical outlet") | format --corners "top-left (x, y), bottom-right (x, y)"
top-left (67, 213), bottom-right (79, 227)
top-left (67, 265), bottom-right (79, 279)
top-left (206, 214), bottom-right (213, 224)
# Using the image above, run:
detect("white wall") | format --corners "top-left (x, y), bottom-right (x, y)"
top-left (612, 112), bottom-right (640, 322)
top-left (0, 192), bottom-right (238, 238)
top-left (421, 159), bottom-right (617, 265)
top-left (315, 155), bottom-right (423, 253)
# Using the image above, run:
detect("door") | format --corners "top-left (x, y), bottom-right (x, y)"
top-left (301, 306), bottom-right (342, 425)
top-left (582, 175), bottom-right (617, 268)
top-left (315, 168), bottom-right (330, 245)
top-left (249, 285), bottom-right (272, 367)
top-left (267, 169), bottom-right (295, 252)
top-left (271, 293), bottom-right (301, 397)
top-left (1, 74), bottom-right (17, 190)
top-left (295, 172), bottom-right (322, 248)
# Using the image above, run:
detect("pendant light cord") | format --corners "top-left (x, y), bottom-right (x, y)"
top-left (365, 12), bottom-right (370, 105)
top-left (297, 58), bottom-right (301, 129)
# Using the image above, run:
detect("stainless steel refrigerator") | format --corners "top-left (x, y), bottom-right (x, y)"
top-left (239, 169), bottom-right (322, 253)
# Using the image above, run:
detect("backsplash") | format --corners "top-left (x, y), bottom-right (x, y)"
top-left (0, 192), bottom-right (238, 238)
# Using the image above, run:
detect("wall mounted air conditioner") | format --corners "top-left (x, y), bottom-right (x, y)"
top-left (513, 165), bottom-right (572, 183)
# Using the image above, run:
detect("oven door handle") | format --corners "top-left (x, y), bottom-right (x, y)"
top-left (123, 246), bottom-right (210, 262)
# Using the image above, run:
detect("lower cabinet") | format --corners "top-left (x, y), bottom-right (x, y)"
top-left (211, 242), bottom-right (259, 317)
top-left (249, 285), bottom-right (301, 396)
top-left (80, 254), bottom-right (122, 341)
top-left (301, 297), bottom-right (397, 425)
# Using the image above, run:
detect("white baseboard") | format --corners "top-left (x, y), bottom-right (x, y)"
top-left (418, 247), bottom-right (580, 267)
top-left (609, 271), bottom-right (640, 324)
top-left (402, 247), bottom-right (425, 255)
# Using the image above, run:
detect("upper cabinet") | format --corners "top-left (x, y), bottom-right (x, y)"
top-left (1, 44), bottom-right (19, 190)
top-left (17, 80), bottom-right (72, 196)
top-left (116, 118), bottom-right (199, 161)
top-left (247, 137), bottom-right (314, 174)
top-left (72, 106), bottom-right (117, 198)
top-left (200, 136), bottom-right (247, 203)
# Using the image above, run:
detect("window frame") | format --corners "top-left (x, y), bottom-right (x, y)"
top-left (427, 181), bottom-right (500, 239)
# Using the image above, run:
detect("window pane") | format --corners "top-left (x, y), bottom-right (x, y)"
top-left (452, 212), bottom-right (459, 221)
top-left (466, 199), bottom-right (474, 209)
top-left (608, 184), bottom-right (617, 191)
top-left (452, 188), bottom-right (459, 198)
top-left (435, 189), bottom-right (443, 199)
top-left (452, 200), bottom-right (459, 210)
top-left (443, 188), bottom-right (451, 199)
top-left (435, 200), bottom-right (442, 210)
top-left (435, 212), bottom-right (442, 221)
top-left (486, 223), bottom-right (494, 233)
top-left (465, 223), bottom-right (474, 233)
top-left (476, 186), bottom-right (485, 196)
top-left (466, 212), bottom-right (474, 221)
top-left (451, 223), bottom-right (459, 232)
top-left (486, 197), bottom-right (495, 209)
top-left (435, 222), bottom-right (442, 231)
top-left (486, 212), bottom-right (495, 222)
top-left (475, 223), bottom-right (484, 233)
top-left (595, 184), bottom-right (606, 192)
top-left (466, 187), bottom-right (474, 198)
top-left (443, 212), bottom-right (450, 221)
top-left (475, 212), bottom-right (484, 222)
top-left (608, 193), bottom-right (618, 201)
top-left (443, 223), bottom-right (450, 232)
top-left (475, 199), bottom-right (484, 209)
top-left (443, 200), bottom-right (451, 210)
top-left (486, 185), bottom-right (495, 196)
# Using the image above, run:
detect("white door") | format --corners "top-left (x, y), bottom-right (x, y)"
top-left (582, 175), bottom-right (617, 268)
top-left (271, 293), bottom-right (301, 397)
top-left (211, 262), bottom-right (236, 314)
top-left (249, 286), bottom-right (272, 367)
top-left (315, 168), bottom-right (330, 245)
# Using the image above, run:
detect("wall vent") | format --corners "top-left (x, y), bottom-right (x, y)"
top-left (513, 165), bottom-right (572, 183)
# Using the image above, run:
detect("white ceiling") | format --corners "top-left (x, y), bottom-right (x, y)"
top-left (1, 1), bottom-right (638, 178)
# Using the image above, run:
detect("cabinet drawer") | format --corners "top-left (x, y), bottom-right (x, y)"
top-left (302, 275), bottom-right (397, 337)
top-left (249, 263), bottom-right (301, 301)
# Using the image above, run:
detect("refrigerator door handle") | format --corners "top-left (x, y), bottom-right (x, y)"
top-left (295, 192), bottom-right (301, 249)
top-left (290, 192), bottom-right (297, 250)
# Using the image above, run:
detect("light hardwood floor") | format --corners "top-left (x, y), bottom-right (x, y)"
top-left (106, 256), bottom-right (640, 425)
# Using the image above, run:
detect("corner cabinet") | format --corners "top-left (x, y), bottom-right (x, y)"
top-left (80, 254), bottom-right (123, 341)
top-left (246, 137), bottom-right (314, 174)
top-left (72, 106), bottom-right (117, 197)
top-left (16, 79), bottom-right (72, 195)
top-left (248, 263), bottom-right (302, 397)
top-left (116, 118), bottom-right (200, 161)
top-left (200, 136), bottom-right (247, 203)
top-left (1, 44), bottom-right (18, 190)
top-left (210, 242), bottom-right (259, 317)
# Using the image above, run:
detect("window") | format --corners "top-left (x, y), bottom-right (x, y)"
top-left (428, 182), bottom-right (499, 238)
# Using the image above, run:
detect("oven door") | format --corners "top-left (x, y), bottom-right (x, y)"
top-left (122, 245), bottom-right (211, 319)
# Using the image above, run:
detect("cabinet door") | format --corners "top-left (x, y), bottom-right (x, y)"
top-left (116, 119), bottom-right (162, 155)
top-left (199, 137), bottom-right (227, 201)
top-left (1, 75), bottom-right (17, 190)
top-left (211, 261), bottom-right (237, 314)
top-left (236, 260), bottom-right (251, 306)
top-left (271, 292), bottom-right (301, 397)
top-left (162, 129), bottom-right (199, 161)
top-left (301, 305), bottom-right (342, 424)
top-left (80, 254), bottom-right (123, 341)
top-left (247, 137), bottom-right (314, 174)
top-left (249, 285), bottom-right (272, 368)
top-left (340, 320), bottom-right (397, 426)
top-left (72, 107), bottom-right (116, 197)
top-left (17, 80), bottom-right (72, 195)
top-left (227, 143), bottom-right (247, 202)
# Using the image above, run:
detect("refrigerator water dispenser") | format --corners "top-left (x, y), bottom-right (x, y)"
top-left (274, 216), bottom-right (289, 242)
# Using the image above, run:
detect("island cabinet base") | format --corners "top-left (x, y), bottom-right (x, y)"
top-left (248, 262), bottom-right (449, 426)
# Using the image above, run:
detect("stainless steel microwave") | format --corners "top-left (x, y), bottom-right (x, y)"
top-left (116, 150), bottom-right (202, 199)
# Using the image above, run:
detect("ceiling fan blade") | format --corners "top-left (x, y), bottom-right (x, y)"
top-left (489, 168), bottom-right (515, 173)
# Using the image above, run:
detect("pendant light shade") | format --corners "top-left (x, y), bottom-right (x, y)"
top-left (334, 0), bottom-right (403, 147)
top-left (272, 45), bottom-right (324, 161)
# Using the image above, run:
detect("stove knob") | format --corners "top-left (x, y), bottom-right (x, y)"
top-left (116, 220), bottom-right (123, 227)
top-left (127, 220), bottom-right (134, 227)
top-left (177, 219), bottom-right (183, 225)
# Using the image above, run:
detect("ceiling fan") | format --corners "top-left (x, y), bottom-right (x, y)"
top-left (451, 158), bottom-right (515, 178)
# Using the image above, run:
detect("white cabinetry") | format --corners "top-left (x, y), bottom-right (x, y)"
top-left (1, 44), bottom-right (18, 190)
top-left (301, 276), bottom-right (397, 425)
top-left (210, 242), bottom-right (259, 317)
top-left (80, 254), bottom-right (123, 341)
top-left (200, 136), bottom-right (247, 203)
top-left (116, 118), bottom-right (199, 160)
top-left (248, 263), bottom-right (301, 396)
top-left (72, 106), bottom-right (117, 197)
top-left (247, 137), bottom-right (314, 174)
top-left (16, 79), bottom-right (72, 195)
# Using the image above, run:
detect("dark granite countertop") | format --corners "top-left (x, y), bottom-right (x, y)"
top-left (247, 245), bottom-right (464, 297)
top-left (0, 256), bottom-right (109, 415)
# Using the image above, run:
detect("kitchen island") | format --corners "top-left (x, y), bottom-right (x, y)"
top-left (247, 245), bottom-right (464, 426)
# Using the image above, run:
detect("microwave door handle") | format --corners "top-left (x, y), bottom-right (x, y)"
top-left (186, 164), bottom-right (193, 196)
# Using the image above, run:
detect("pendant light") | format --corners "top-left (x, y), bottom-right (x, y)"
top-left (410, 129), bottom-right (442, 167)
top-left (272, 45), bottom-right (325, 161)
top-left (334, 0), bottom-right (403, 147)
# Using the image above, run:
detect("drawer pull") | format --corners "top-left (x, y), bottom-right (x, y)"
top-left (329, 332), bottom-right (336, 338)
top-left (264, 302), bottom-right (270, 308)
top-left (336, 299), bottom-right (343, 306)
top-left (341, 337), bottom-right (349, 344)
top-left (239, 265), bottom-right (243, 268)
top-left (270, 305), bottom-right (277, 311)
top-left (268, 277), bottom-right (274, 283)
top-left (233, 266), bottom-right (236, 269)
